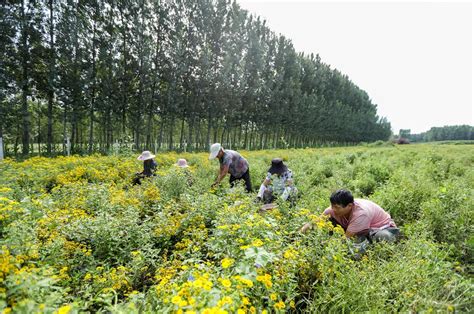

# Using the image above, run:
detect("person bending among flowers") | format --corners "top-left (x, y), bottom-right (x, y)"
top-left (256, 158), bottom-right (298, 205)
top-left (301, 189), bottom-right (400, 244)
top-left (209, 143), bottom-right (252, 192)
top-left (175, 158), bottom-right (194, 186)
top-left (133, 150), bottom-right (157, 185)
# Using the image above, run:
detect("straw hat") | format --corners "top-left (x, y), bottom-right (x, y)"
top-left (137, 151), bottom-right (156, 161)
top-left (176, 158), bottom-right (189, 167)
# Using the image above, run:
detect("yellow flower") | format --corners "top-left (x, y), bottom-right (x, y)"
top-left (283, 248), bottom-right (298, 259)
top-left (274, 301), bottom-right (285, 310)
top-left (217, 296), bottom-right (233, 307)
top-left (270, 293), bottom-right (277, 301)
top-left (237, 277), bottom-right (254, 288)
top-left (256, 273), bottom-right (272, 288)
top-left (202, 308), bottom-right (228, 314)
top-left (251, 239), bottom-right (264, 247)
top-left (172, 295), bottom-right (182, 305)
top-left (55, 305), bottom-right (72, 314)
top-left (221, 258), bottom-right (234, 269)
top-left (219, 278), bottom-right (232, 288)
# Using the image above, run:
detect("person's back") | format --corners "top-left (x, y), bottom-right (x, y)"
top-left (143, 159), bottom-right (157, 177)
top-left (220, 149), bottom-right (249, 178)
top-left (133, 151), bottom-right (157, 185)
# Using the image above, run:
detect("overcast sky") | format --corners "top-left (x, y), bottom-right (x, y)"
top-left (238, 0), bottom-right (473, 134)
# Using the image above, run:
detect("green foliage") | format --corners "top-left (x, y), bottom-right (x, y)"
top-left (0, 144), bottom-right (472, 312)
top-left (2, 0), bottom-right (391, 158)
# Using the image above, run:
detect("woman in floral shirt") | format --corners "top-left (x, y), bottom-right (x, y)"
top-left (257, 158), bottom-right (297, 204)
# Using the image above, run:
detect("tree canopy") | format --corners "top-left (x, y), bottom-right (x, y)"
top-left (1, 0), bottom-right (392, 156)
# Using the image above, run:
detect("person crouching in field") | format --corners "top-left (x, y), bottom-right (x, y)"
top-left (175, 158), bottom-right (194, 186)
top-left (209, 143), bottom-right (252, 192)
top-left (301, 189), bottom-right (400, 244)
top-left (133, 150), bottom-right (157, 185)
top-left (257, 158), bottom-right (298, 205)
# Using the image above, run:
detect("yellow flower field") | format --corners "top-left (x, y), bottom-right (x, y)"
top-left (0, 144), bottom-right (472, 313)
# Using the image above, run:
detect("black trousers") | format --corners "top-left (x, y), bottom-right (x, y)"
top-left (229, 169), bottom-right (252, 192)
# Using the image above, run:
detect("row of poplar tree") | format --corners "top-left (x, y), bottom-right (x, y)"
top-left (0, 0), bottom-right (392, 156)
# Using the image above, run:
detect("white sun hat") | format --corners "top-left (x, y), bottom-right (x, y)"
top-left (209, 143), bottom-right (222, 160)
top-left (137, 150), bottom-right (156, 161)
top-left (176, 158), bottom-right (189, 167)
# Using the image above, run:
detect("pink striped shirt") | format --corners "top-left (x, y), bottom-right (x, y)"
top-left (323, 199), bottom-right (396, 235)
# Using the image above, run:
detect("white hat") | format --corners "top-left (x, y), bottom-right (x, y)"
top-left (176, 158), bottom-right (189, 167)
top-left (209, 143), bottom-right (222, 160)
top-left (137, 150), bottom-right (156, 161)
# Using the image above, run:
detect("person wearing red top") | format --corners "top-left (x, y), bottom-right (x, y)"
top-left (302, 189), bottom-right (400, 243)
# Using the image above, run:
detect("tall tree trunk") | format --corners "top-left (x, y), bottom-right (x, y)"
top-left (158, 116), bottom-right (164, 151)
top-left (168, 115), bottom-right (174, 150)
top-left (273, 130), bottom-right (279, 149)
top-left (106, 107), bottom-right (113, 150)
top-left (195, 119), bottom-right (200, 151)
top-left (220, 123), bottom-right (226, 145)
top-left (179, 109), bottom-right (186, 151)
top-left (206, 107), bottom-right (212, 149)
top-left (119, 7), bottom-right (128, 139)
top-left (249, 124), bottom-right (255, 150)
top-left (237, 123), bottom-right (242, 149)
top-left (88, 8), bottom-right (97, 154)
top-left (47, 0), bottom-right (55, 155)
top-left (20, 0), bottom-right (30, 155)
top-left (243, 123), bottom-right (249, 150)
top-left (213, 121), bottom-right (218, 144)
top-left (232, 126), bottom-right (237, 150)
top-left (62, 105), bottom-right (67, 154)
top-left (146, 110), bottom-right (153, 149)
top-left (71, 107), bottom-right (77, 152)
top-left (0, 103), bottom-right (3, 140)
top-left (88, 100), bottom-right (94, 153)
top-left (225, 126), bottom-right (230, 149)
top-left (187, 116), bottom-right (194, 152)
top-left (37, 108), bottom-right (41, 155)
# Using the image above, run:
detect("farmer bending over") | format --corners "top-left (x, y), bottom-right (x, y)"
top-left (301, 189), bottom-right (400, 243)
top-left (209, 143), bottom-right (252, 192)
top-left (175, 158), bottom-right (194, 186)
top-left (257, 158), bottom-right (298, 204)
top-left (133, 150), bottom-right (157, 185)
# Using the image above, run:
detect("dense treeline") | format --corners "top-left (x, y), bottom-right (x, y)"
top-left (399, 125), bottom-right (473, 143)
top-left (0, 0), bottom-right (391, 156)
